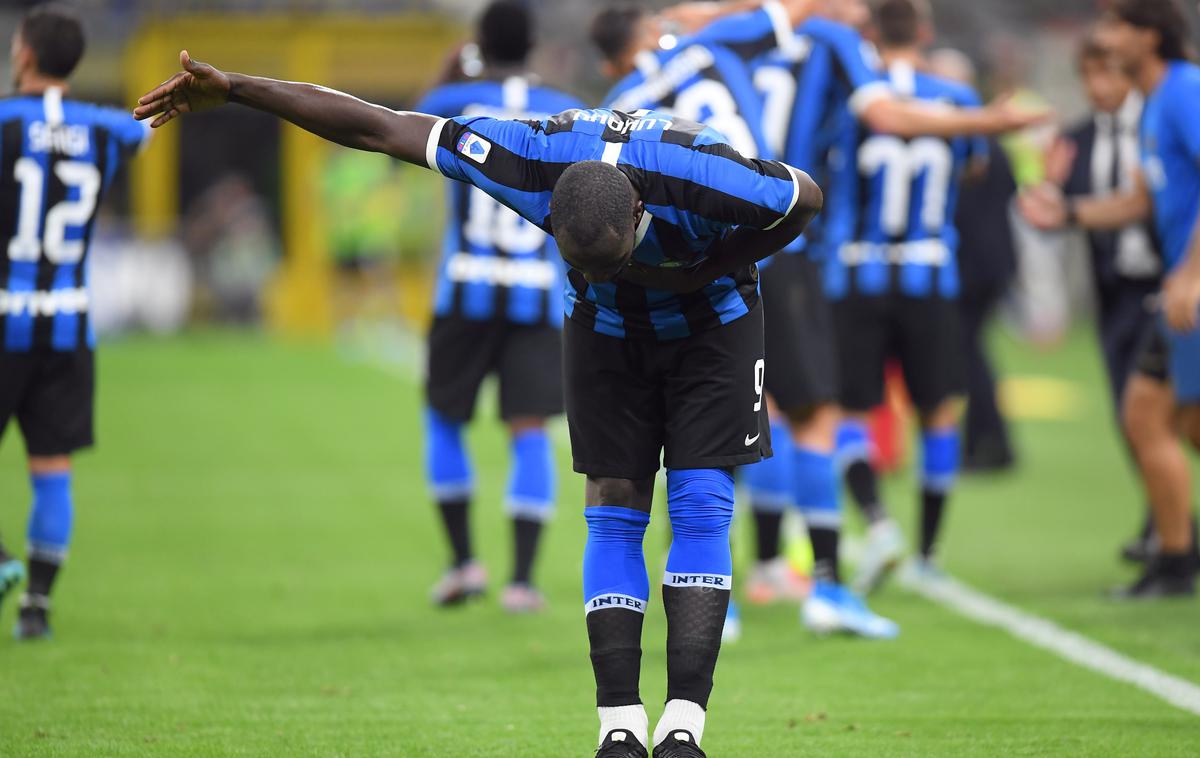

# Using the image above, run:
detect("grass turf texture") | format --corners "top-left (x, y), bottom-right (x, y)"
top-left (1, 329), bottom-right (1198, 757)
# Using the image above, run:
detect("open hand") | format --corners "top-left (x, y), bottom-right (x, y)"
top-left (1017, 183), bottom-right (1068, 231)
top-left (1163, 269), bottom-right (1200, 333)
top-left (133, 51), bottom-right (231, 128)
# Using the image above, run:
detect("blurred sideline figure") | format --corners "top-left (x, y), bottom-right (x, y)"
top-left (928, 48), bottom-right (1020, 475)
top-left (0, 5), bottom-right (150, 638)
top-left (1049, 33), bottom-right (1188, 566)
top-left (828, 0), bottom-right (987, 591)
top-left (1021, 0), bottom-right (1200, 597)
top-left (414, 0), bottom-right (583, 614)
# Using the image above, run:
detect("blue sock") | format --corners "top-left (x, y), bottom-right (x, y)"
top-left (920, 428), bottom-right (960, 559)
top-left (425, 408), bottom-right (472, 501)
top-left (663, 469), bottom-right (735, 708)
top-left (740, 421), bottom-right (792, 513)
top-left (27, 472), bottom-right (73, 564)
top-left (507, 429), bottom-right (554, 522)
top-left (793, 446), bottom-right (841, 583)
top-left (584, 505), bottom-right (651, 708)
top-left (922, 428), bottom-right (960, 494)
top-left (835, 419), bottom-right (871, 472)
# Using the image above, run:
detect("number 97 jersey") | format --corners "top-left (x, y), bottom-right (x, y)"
top-left (823, 62), bottom-right (987, 302)
top-left (0, 87), bottom-right (149, 352)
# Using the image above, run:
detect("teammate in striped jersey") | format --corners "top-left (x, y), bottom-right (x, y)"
top-left (821, 0), bottom-right (988, 593)
top-left (414, 1), bottom-right (583, 614)
top-left (0, 6), bottom-right (150, 640)
top-left (135, 49), bottom-right (822, 757)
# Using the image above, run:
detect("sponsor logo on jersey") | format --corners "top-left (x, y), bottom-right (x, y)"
top-left (838, 239), bottom-right (951, 267)
top-left (0, 287), bottom-right (89, 316)
top-left (663, 571), bottom-right (732, 589)
top-left (28, 121), bottom-right (90, 157)
top-left (456, 132), bottom-right (492, 163)
top-left (446, 253), bottom-right (558, 289)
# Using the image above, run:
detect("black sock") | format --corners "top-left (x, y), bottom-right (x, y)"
top-left (663, 585), bottom-right (729, 708)
top-left (511, 517), bottom-right (542, 586)
top-left (437, 498), bottom-right (472, 568)
top-left (920, 488), bottom-right (947, 559)
top-left (27, 556), bottom-right (61, 599)
top-left (809, 526), bottom-right (841, 584)
top-left (752, 509), bottom-right (783, 563)
top-left (588, 608), bottom-right (645, 707)
top-left (845, 460), bottom-right (886, 523)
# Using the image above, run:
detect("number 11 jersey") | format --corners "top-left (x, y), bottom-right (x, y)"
top-left (0, 87), bottom-right (149, 352)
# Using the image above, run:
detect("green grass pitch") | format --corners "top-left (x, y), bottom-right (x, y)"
top-left (1, 329), bottom-right (1198, 756)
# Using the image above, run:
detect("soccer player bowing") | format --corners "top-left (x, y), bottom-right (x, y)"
top-left (134, 50), bottom-right (821, 757)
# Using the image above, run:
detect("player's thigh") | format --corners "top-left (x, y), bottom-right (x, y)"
top-left (498, 323), bottom-right (564, 421)
top-left (563, 317), bottom-right (664, 480)
top-left (17, 349), bottom-right (95, 457)
top-left (663, 303), bottom-right (769, 471)
top-left (761, 254), bottom-right (839, 415)
top-left (896, 296), bottom-right (966, 414)
top-left (425, 316), bottom-right (504, 422)
top-left (832, 295), bottom-right (889, 412)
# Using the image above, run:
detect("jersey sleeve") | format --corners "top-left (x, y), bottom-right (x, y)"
top-left (676, 144), bottom-right (808, 231)
top-left (1168, 69), bottom-right (1200, 164)
top-left (800, 17), bottom-right (889, 116)
top-left (414, 85), bottom-right (461, 118)
top-left (425, 115), bottom-right (552, 228)
top-left (100, 106), bottom-right (153, 154)
top-left (686, 4), bottom-right (797, 61)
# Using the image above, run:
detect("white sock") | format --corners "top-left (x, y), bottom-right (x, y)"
top-left (598, 704), bottom-right (648, 748)
top-left (653, 699), bottom-right (706, 747)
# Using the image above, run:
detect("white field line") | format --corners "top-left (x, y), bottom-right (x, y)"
top-left (912, 575), bottom-right (1200, 717)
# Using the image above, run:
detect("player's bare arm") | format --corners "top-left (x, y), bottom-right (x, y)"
top-left (863, 93), bottom-right (1048, 138)
top-left (1163, 211), bottom-right (1200, 332)
top-left (1019, 170), bottom-right (1152, 232)
top-left (622, 170), bottom-right (823, 293)
top-left (134, 51), bottom-right (439, 167)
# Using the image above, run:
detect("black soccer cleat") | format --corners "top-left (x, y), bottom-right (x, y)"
top-left (653, 731), bottom-right (706, 758)
top-left (596, 729), bottom-right (648, 758)
top-left (14, 595), bottom-right (52, 641)
top-left (1112, 559), bottom-right (1196, 600)
top-left (1119, 516), bottom-right (1158, 564)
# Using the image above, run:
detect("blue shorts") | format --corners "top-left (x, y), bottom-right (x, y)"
top-left (1137, 318), bottom-right (1200, 404)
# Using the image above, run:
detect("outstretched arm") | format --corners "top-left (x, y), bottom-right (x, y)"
top-left (134, 51), bottom-right (440, 167)
top-left (862, 96), bottom-right (1047, 138)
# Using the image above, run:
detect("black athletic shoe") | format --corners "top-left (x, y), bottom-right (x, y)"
top-left (1112, 559), bottom-right (1196, 599)
top-left (1120, 516), bottom-right (1158, 564)
top-left (14, 596), bottom-right (51, 641)
top-left (653, 731), bottom-right (706, 758)
top-left (596, 729), bottom-right (648, 758)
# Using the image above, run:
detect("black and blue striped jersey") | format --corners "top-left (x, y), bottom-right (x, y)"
top-left (0, 88), bottom-right (148, 352)
top-left (425, 108), bottom-right (804, 340)
top-left (822, 63), bottom-right (987, 300)
top-left (600, 5), bottom-right (786, 162)
top-left (416, 76), bottom-right (583, 326)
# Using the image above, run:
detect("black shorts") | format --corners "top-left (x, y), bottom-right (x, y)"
top-left (1134, 318), bottom-right (1170, 384)
top-left (0, 349), bottom-right (95, 456)
top-left (564, 304), bottom-right (771, 480)
top-left (833, 294), bottom-right (965, 413)
top-left (426, 316), bottom-right (564, 422)
top-left (760, 253), bottom-right (838, 411)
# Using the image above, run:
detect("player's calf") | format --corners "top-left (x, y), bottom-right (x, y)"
top-left (655, 469), bottom-right (735, 752)
top-left (17, 467), bottom-right (74, 640)
top-left (504, 424), bottom-right (554, 608)
top-left (584, 498), bottom-right (652, 752)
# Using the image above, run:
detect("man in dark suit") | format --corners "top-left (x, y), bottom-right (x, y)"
top-left (1056, 34), bottom-right (1165, 561)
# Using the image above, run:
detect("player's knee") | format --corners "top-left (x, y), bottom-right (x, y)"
top-left (28, 456), bottom-right (71, 475)
top-left (506, 416), bottom-right (545, 437)
top-left (425, 407), bottom-right (471, 498)
top-left (507, 427), bottom-right (555, 521)
top-left (585, 477), bottom-right (654, 512)
top-left (27, 471), bottom-right (74, 562)
top-left (919, 398), bottom-right (963, 430)
top-left (1121, 378), bottom-right (1171, 446)
top-left (787, 402), bottom-right (838, 451)
top-left (665, 469), bottom-right (734, 579)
